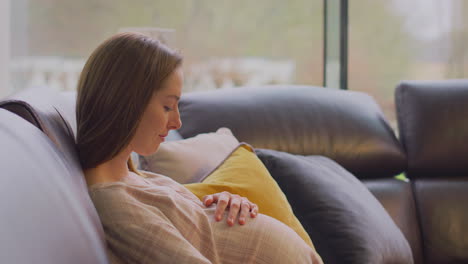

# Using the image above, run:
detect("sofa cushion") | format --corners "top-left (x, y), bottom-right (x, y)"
top-left (363, 178), bottom-right (423, 264)
top-left (0, 109), bottom-right (108, 264)
top-left (413, 177), bottom-right (468, 264)
top-left (178, 85), bottom-right (406, 179)
top-left (255, 148), bottom-right (413, 264)
top-left (395, 80), bottom-right (468, 178)
top-left (140, 127), bottom-right (239, 183)
top-left (184, 144), bottom-right (317, 251)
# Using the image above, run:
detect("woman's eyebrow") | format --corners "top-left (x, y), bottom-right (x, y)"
top-left (165, 95), bottom-right (180, 101)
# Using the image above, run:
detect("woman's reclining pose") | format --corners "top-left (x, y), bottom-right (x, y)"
top-left (76, 32), bottom-right (322, 264)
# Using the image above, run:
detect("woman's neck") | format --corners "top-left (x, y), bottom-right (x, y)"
top-left (84, 150), bottom-right (131, 186)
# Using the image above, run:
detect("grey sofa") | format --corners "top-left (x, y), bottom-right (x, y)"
top-left (1, 80), bottom-right (467, 264)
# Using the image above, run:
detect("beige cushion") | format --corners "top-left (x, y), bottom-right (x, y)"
top-left (140, 127), bottom-right (239, 183)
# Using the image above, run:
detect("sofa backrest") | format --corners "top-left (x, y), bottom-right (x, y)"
top-left (0, 87), bottom-right (108, 264)
top-left (0, 109), bottom-right (108, 264)
top-left (396, 80), bottom-right (468, 264)
top-left (0, 87), bottom-right (78, 168)
top-left (178, 85), bottom-right (406, 179)
top-left (396, 80), bottom-right (468, 178)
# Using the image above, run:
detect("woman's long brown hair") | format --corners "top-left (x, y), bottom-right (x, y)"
top-left (76, 32), bottom-right (182, 173)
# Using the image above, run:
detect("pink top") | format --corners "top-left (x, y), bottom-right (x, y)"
top-left (89, 171), bottom-right (320, 264)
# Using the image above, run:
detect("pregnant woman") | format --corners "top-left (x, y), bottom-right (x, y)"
top-left (76, 32), bottom-right (322, 264)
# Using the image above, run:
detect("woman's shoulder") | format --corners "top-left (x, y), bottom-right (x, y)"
top-left (88, 180), bottom-right (134, 207)
top-left (141, 170), bottom-right (204, 205)
top-left (140, 170), bottom-right (188, 190)
top-left (88, 173), bottom-right (155, 210)
top-left (87, 171), bottom-right (169, 193)
top-left (140, 170), bottom-right (175, 182)
top-left (88, 179), bottom-right (168, 224)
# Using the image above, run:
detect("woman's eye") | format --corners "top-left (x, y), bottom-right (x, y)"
top-left (164, 106), bottom-right (172, 112)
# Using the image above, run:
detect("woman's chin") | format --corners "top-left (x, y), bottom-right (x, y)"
top-left (137, 145), bottom-right (160, 157)
top-left (150, 144), bottom-right (161, 154)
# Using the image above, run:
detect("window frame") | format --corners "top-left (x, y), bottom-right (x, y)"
top-left (323, 0), bottom-right (348, 90)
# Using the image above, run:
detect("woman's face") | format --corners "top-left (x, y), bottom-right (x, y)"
top-left (129, 66), bottom-right (183, 156)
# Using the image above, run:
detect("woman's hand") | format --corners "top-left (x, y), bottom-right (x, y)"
top-left (203, 191), bottom-right (258, 226)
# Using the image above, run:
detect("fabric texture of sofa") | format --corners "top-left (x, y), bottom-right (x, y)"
top-left (1, 80), bottom-right (467, 264)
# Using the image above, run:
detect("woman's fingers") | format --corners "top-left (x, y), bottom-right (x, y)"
top-left (250, 203), bottom-right (259, 218)
top-left (226, 195), bottom-right (242, 226)
top-left (213, 192), bottom-right (231, 221)
top-left (202, 194), bottom-right (214, 206)
top-left (238, 199), bottom-right (251, 225)
top-left (206, 192), bottom-right (259, 225)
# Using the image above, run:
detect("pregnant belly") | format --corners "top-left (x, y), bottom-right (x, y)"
top-left (203, 207), bottom-right (320, 264)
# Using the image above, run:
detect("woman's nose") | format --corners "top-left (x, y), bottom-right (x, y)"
top-left (173, 117), bottom-right (182, 130)
top-left (168, 114), bottom-right (182, 130)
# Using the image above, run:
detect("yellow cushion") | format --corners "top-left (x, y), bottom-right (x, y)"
top-left (184, 144), bottom-right (316, 249)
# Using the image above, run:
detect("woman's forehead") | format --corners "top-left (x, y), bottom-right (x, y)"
top-left (158, 68), bottom-right (183, 96)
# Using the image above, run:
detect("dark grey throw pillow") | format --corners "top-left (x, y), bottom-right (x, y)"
top-left (255, 149), bottom-right (413, 264)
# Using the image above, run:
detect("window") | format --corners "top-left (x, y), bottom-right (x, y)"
top-left (349, 0), bottom-right (468, 127)
top-left (8, 0), bottom-right (323, 96)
